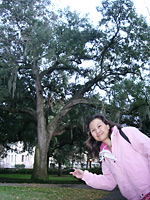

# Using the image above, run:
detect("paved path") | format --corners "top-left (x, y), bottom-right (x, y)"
top-left (0, 183), bottom-right (126, 199)
top-left (99, 187), bottom-right (126, 200)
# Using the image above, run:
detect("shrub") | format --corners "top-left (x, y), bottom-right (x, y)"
top-left (15, 164), bottom-right (25, 169)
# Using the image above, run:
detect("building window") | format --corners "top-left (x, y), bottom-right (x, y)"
top-left (7, 155), bottom-right (10, 163)
top-left (22, 155), bottom-right (24, 162)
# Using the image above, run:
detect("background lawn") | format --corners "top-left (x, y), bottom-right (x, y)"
top-left (0, 174), bottom-right (80, 184)
top-left (0, 186), bottom-right (109, 200)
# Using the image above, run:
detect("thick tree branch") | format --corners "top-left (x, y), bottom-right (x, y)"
top-left (74, 73), bottom-right (106, 98)
top-left (40, 60), bottom-right (91, 79)
top-left (47, 98), bottom-right (100, 135)
top-left (0, 106), bottom-right (37, 120)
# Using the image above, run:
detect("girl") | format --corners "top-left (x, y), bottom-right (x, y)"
top-left (70, 114), bottom-right (150, 200)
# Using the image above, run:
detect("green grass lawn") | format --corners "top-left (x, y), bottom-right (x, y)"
top-left (0, 186), bottom-right (109, 200)
top-left (0, 173), bottom-right (109, 199)
top-left (0, 174), bottom-right (80, 183)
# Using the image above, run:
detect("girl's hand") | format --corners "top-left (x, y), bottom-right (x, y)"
top-left (70, 168), bottom-right (84, 179)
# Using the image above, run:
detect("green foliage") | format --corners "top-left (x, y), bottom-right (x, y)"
top-left (0, 0), bottom-right (149, 132)
top-left (15, 164), bottom-right (25, 169)
top-left (0, 111), bottom-right (37, 155)
top-left (104, 75), bottom-right (150, 135)
top-left (88, 167), bottom-right (102, 174)
top-left (94, 0), bottom-right (150, 83)
top-left (0, 168), bottom-right (32, 174)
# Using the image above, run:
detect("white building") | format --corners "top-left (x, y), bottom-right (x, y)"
top-left (0, 142), bottom-right (35, 168)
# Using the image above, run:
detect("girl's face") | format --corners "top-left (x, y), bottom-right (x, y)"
top-left (89, 118), bottom-right (110, 142)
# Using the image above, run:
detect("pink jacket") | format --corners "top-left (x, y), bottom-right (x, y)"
top-left (82, 126), bottom-right (150, 200)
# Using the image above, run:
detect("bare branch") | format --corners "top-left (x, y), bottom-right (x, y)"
top-left (100, 28), bottom-right (119, 67)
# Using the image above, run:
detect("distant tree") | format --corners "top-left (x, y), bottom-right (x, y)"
top-left (105, 74), bottom-right (150, 136)
top-left (0, 0), bottom-right (149, 181)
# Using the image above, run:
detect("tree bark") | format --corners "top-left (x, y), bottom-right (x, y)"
top-left (31, 60), bottom-right (49, 180)
top-left (58, 161), bottom-right (62, 177)
top-left (31, 145), bottom-right (49, 180)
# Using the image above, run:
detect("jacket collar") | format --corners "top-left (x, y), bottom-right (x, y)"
top-left (99, 126), bottom-right (118, 162)
top-left (100, 142), bottom-right (111, 152)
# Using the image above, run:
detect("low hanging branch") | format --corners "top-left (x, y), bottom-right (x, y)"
top-left (0, 106), bottom-right (37, 120)
top-left (47, 97), bottom-right (101, 136)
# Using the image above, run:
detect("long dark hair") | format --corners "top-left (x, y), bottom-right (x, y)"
top-left (86, 114), bottom-right (122, 158)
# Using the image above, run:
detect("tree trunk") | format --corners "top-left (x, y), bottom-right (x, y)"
top-left (31, 108), bottom-right (50, 180)
top-left (31, 60), bottom-right (49, 181)
top-left (31, 144), bottom-right (49, 180)
top-left (86, 154), bottom-right (89, 169)
top-left (58, 161), bottom-right (62, 177)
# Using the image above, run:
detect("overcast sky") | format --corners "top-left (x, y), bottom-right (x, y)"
top-left (52, 0), bottom-right (150, 25)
